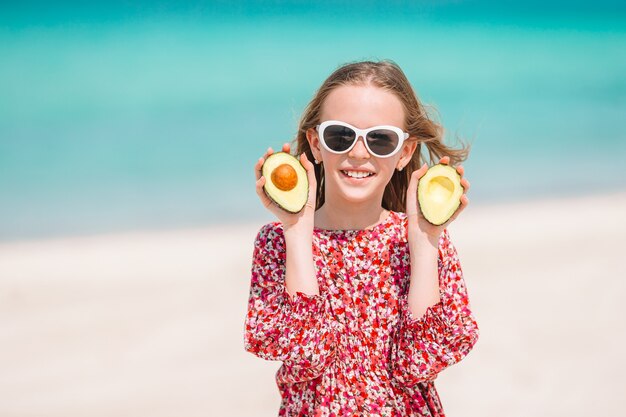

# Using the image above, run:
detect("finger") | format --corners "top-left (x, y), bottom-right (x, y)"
top-left (282, 143), bottom-right (291, 153)
top-left (461, 178), bottom-right (470, 192)
top-left (255, 157), bottom-right (264, 180)
top-left (406, 163), bottom-right (428, 216)
top-left (255, 176), bottom-right (275, 209)
top-left (443, 195), bottom-right (469, 227)
top-left (300, 153), bottom-right (318, 211)
top-left (409, 163), bottom-right (428, 192)
top-left (439, 156), bottom-right (450, 165)
top-left (259, 147), bottom-right (274, 167)
top-left (407, 163), bottom-right (427, 195)
top-left (300, 151), bottom-right (314, 173)
top-left (300, 152), bottom-right (317, 194)
top-left (455, 195), bottom-right (469, 216)
top-left (456, 165), bottom-right (464, 176)
top-left (257, 146), bottom-right (276, 180)
top-left (414, 162), bottom-right (429, 180)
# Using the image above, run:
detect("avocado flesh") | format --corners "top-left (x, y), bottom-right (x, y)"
top-left (262, 152), bottom-right (309, 213)
top-left (417, 164), bottom-right (463, 226)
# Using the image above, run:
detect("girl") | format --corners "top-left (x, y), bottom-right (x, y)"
top-left (244, 60), bottom-right (479, 416)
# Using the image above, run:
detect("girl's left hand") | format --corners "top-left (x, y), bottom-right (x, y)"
top-left (406, 156), bottom-right (470, 245)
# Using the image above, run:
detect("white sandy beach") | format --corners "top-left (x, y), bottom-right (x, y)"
top-left (1, 191), bottom-right (625, 417)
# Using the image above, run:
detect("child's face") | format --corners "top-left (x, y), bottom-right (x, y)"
top-left (306, 84), bottom-right (417, 208)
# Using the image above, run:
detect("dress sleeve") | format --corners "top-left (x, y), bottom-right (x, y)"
top-left (390, 228), bottom-right (479, 386)
top-left (243, 223), bottom-right (336, 380)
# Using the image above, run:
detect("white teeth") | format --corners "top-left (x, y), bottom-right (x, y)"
top-left (342, 170), bottom-right (373, 179)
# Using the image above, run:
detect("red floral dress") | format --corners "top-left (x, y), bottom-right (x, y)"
top-left (244, 210), bottom-right (479, 416)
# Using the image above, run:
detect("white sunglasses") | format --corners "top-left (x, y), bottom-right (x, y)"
top-left (315, 120), bottom-right (409, 158)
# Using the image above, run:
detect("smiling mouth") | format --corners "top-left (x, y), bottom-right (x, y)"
top-left (340, 170), bottom-right (375, 179)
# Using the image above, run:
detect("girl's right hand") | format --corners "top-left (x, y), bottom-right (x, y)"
top-left (254, 143), bottom-right (318, 231)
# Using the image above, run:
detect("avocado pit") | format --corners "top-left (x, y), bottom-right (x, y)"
top-left (271, 163), bottom-right (298, 191)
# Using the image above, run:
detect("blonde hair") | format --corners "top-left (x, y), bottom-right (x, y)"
top-left (293, 59), bottom-right (471, 212)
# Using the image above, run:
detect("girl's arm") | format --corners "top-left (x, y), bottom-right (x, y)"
top-left (255, 144), bottom-right (320, 298)
top-left (284, 224), bottom-right (320, 297)
top-left (407, 232), bottom-right (441, 319)
top-left (403, 156), bottom-right (469, 320)
top-left (390, 229), bottom-right (479, 386)
top-left (244, 223), bottom-right (336, 381)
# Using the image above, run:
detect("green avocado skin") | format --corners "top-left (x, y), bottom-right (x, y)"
top-left (417, 163), bottom-right (462, 226)
top-left (261, 152), bottom-right (309, 213)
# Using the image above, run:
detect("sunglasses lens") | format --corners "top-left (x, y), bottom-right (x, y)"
top-left (366, 129), bottom-right (400, 156)
top-left (323, 125), bottom-right (356, 152)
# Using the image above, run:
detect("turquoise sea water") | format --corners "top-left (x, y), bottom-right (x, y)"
top-left (1, 3), bottom-right (625, 240)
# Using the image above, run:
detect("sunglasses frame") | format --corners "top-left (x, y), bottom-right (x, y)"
top-left (315, 120), bottom-right (410, 158)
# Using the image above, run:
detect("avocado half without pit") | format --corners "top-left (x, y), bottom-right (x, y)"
top-left (417, 164), bottom-right (463, 226)
top-left (261, 152), bottom-right (309, 213)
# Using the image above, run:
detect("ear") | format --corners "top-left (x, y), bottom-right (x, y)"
top-left (306, 127), bottom-right (323, 161)
top-left (397, 138), bottom-right (419, 169)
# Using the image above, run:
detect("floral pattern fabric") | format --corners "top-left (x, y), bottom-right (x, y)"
top-left (244, 210), bottom-right (479, 416)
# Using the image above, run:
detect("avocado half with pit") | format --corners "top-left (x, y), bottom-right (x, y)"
top-left (417, 164), bottom-right (463, 226)
top-left (262, 152), bottom-right (309, 213)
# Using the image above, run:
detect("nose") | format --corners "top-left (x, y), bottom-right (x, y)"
top-left (347, 135), bottom-right (370, 159)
